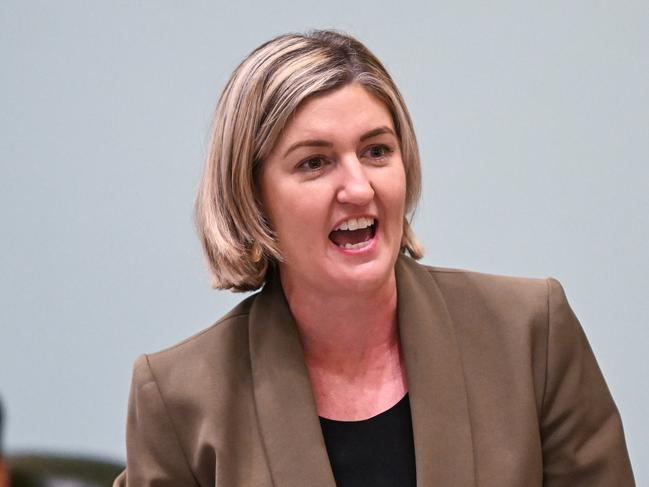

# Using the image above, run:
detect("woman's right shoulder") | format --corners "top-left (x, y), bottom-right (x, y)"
top-left (130, 292), bottom-right (259, 392)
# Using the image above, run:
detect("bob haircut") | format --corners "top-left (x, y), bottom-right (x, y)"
top-left (195, 29), bottom-right (424, 292)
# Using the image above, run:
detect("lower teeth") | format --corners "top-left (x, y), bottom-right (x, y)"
top-left (342, 241), bottom-right (370, 250)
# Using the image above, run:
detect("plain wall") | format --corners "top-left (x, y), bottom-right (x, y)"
top-left (1, 0), bottom-right (647, 482)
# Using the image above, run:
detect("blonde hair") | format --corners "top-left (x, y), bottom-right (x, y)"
top-left (195, 29), bottom-right (424, 291)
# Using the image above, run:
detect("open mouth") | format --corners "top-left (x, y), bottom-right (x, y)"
top-left (328, 217), bottom-right (377, 250)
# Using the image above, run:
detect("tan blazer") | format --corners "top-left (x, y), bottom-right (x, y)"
top-left (114, 255), bottom-right (635, 486)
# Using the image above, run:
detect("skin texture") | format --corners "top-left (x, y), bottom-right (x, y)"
top-left (259, 83), bottom-right (408, 420)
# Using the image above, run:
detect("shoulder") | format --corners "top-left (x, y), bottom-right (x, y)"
top-left (131, 292), bottom-right (259, 394)
top-left (402, 255), bottom-right (551, 304)
top-left (409, 260), bottom-right (553, 398)
top-left (420, 259), bottom-right (550, 306)
top-left (400, 256), bottom-right (553, 334)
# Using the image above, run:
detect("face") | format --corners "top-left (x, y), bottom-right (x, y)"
top-left (259, 82), bottom-right (407, 296)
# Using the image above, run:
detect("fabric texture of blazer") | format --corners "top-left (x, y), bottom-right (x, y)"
top-left (114, 255), bottom-right (635, 486)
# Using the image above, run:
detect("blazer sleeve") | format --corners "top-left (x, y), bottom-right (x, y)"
top-left (113, 354), bottom-right (199, 487)
top-left (540, 278), bottom-right (635, 486)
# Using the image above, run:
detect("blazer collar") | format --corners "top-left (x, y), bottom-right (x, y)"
top-left (249, 255), bottom-right (476, 486)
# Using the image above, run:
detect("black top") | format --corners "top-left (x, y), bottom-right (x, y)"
top-left (319, 394), bottom-right (417, 487)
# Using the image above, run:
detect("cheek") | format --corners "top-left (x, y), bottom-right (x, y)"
top-left (260, 174), bottom-right (298, 230)
top-left (395, 173), bottom-right (407, 206)
top-left (380, 166), bottom-right (407, 211)
top-left (265, 184), bottom-right (326, 244)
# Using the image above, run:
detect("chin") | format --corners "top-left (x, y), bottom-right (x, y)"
top-left (324, 258), bottom-right (396, 294)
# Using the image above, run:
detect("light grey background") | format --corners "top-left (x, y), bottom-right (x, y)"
top-left (1, 0), bottom-right (647, 482)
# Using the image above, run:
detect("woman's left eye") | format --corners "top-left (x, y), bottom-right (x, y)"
top-left (365, 144), bottom-right (392, 160)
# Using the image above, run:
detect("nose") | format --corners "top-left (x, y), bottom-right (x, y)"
top-left (335, 156), bottom-right (375, 206)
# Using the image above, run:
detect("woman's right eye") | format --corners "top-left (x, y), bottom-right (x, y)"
top-left (298, 157), bottom-right (326, 171)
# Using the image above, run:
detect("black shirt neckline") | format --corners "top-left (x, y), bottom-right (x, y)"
top-left (318, 393), bottom-right (409, 424)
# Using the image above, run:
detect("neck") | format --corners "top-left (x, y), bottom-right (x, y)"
top-left (280, 269), bottom-right (401, 378)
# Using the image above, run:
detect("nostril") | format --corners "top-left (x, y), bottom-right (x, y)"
top-left (336, 180), bottom-right (375, 204)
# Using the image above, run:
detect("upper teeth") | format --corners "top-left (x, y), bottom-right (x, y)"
top-left (334, 217), bottom-right (375, 231)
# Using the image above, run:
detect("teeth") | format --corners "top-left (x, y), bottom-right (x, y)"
top-left (343, 240), bottom-right (372, 250)
top-left (334, 217), bottom-right (374, 231)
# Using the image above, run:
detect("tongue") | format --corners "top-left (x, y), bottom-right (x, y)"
top-left (329, 227), bottom-right (372, 246)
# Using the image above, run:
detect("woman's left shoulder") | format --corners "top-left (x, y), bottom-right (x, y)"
top-left (397, 256), bottom-right (556, 345)
top-left (411, 257), bottom-right (552, 309)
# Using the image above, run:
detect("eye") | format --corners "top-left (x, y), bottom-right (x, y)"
top-left (364, 144), bottom-right (393, 161)
top-left (298, 156), bottom-right (327, 172)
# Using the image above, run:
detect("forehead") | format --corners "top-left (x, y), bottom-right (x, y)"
top-left (278, 83), bottom-right (394, 144)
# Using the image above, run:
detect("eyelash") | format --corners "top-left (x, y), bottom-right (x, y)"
top-left (297, 144), bottom-right (394, 172)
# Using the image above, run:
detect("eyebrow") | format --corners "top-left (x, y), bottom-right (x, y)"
top-left (282, 126), bottom-right (396, 157)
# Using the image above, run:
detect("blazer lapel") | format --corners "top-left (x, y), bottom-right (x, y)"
top-left (249, 271), bottom-right (337, 487)
top-left (396, 255), bottom-right (477, 486)
top-left (249, 257), bottom-right (476, 486)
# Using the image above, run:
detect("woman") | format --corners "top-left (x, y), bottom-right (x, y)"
top-left (114, 30), bottom-right (635, 486)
